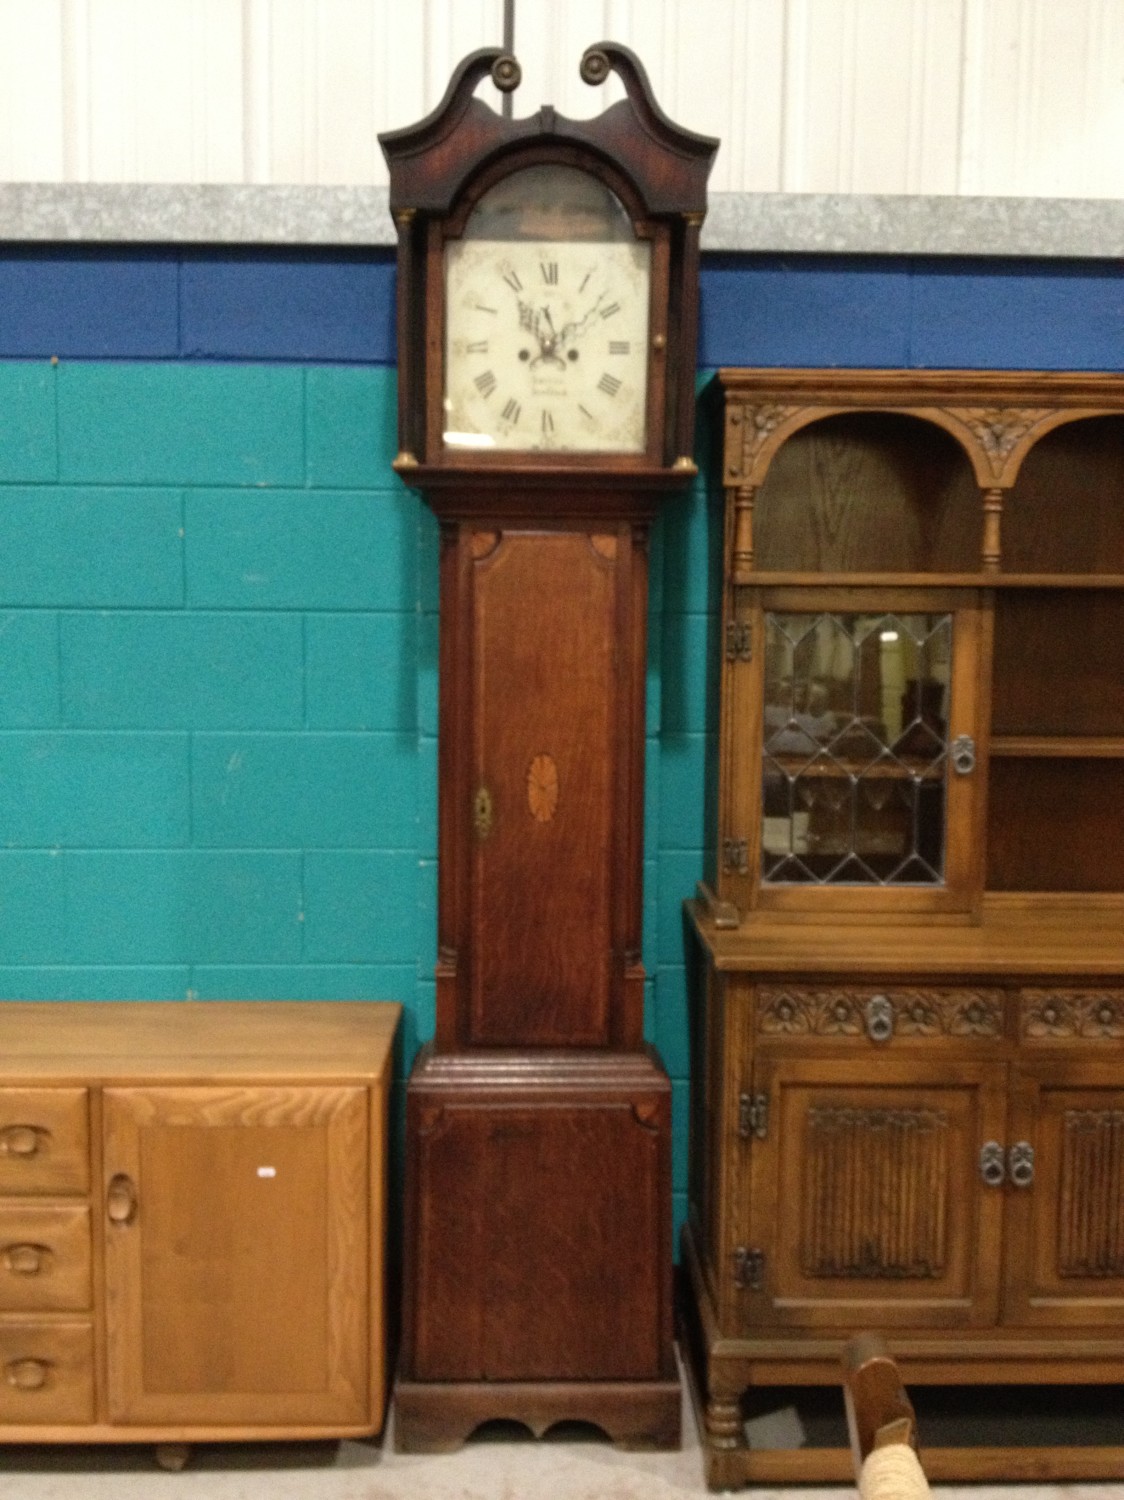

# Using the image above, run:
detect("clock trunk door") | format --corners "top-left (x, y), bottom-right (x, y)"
top-left (457, 524), bottom-right (639, 1048)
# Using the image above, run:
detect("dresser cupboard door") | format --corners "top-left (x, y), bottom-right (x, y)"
top-left (743, 1057), bottom-right (1006, 1329)
top-left (739, 592), bottom-right (986, 917)
top-left (102, 1086), bottom-right (370, 1426)
top-left (1004, 1061), bottom-right (1124, 1328)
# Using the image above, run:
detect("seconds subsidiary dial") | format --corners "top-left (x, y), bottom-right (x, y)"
top-left (444, 238), bottom-right (651, 454)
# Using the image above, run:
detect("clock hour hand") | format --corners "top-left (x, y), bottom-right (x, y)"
top-left (536, 307), bottom-right (567, 368)
top-left (522, 301), bottom-right (566, 368)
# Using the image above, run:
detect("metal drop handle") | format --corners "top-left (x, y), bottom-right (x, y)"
top-left (1009, 1141), bottom-right (1035, 1188)
top-left (865, 995), bottom-right (894, 1043)
top-left (980, 1140), bottom-right (1005, 1187)
top-left (951, 735), bottom-right (976, 776)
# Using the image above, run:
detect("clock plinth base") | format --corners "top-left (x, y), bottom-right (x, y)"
top-left (399, 1045), bottom-right (678, 1447)
top-left (393, 1375), bottom-right (682, 1453)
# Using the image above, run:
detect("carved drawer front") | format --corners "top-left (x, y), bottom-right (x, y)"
top-left (0, 1322), bottom-right (95, 1424)
top-left (756, 985), bottom-right (1005, 1043)
top-left (0, 1205), bottom-right (91, 1312)
top-left (1021, 988), bottom-right (1124, 1041)
top-left (0, 1090), bottom-right (89, 1195)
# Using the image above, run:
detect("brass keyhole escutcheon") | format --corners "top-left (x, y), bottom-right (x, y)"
top-left (473, 787), bottom-right (493, 840)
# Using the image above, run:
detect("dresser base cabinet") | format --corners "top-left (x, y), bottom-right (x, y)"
top-left (396, 1045), bottom-right (680, 1451)
top-left (683, 905), bottom-right (1124, 1486)
top-left (681, 1214), bottom-right (1124, 1486)
top-left (0, 1001), bottom-right (398, 1457)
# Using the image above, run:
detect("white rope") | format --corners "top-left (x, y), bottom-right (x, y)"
top-left (858, 1442), bottom-right (931, 1500)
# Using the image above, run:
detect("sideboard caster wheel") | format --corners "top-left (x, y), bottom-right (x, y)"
top-left (154, 1443), bottom-right (191, 1471)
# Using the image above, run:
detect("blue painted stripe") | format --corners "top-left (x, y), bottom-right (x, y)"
top-left (180, 252), bottom-right (396, 362)
top-left (697, 254), bottom-right (1124, 371)
top-left (0, 248), bottom-right (1120, 370)
top-left (0, 248), bottom-right (396, 363)
top-left (0, 249), bottom-right (180, 358)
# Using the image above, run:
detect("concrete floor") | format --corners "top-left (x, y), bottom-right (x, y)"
top-left (1, 1386), bottom-right (1121, 1500)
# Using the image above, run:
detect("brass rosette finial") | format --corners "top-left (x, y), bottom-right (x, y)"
top-left (491, 53), bottom-right (521, 92)
top-left (580, 47), bottom-right (611, 85)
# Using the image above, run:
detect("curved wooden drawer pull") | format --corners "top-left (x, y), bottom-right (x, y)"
top-left (0, 1124), bottom-right (46, 1158)
top-left (6, 1357), bottom-right (51, 1392)
top-left (106, 1173), bottom-right (138, 1227)
top-left (3, 1242), bottom-right (50, 1277)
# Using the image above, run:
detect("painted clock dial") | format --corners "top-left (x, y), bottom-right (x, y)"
top-left (442, 165), bottom-right (651, 454)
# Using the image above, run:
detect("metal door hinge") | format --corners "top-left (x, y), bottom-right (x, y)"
top-left (738, 1091), bottom-right (768, 1140)
top-left (722, 838), bottom-right (749, 875)
top-left (733, 1246), bottom-right (765, 1291)
top-left (725, 620), bottom-right (753, 662)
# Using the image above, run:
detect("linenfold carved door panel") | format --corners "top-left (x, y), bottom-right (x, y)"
top-left (1004, 1060), bottom-right (1124, 1328)
top-left (745, 1056), bottom-right (1006, 1329)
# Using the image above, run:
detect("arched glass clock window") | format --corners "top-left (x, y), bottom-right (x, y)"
top-left (443, 165), bottom-right (651, 454)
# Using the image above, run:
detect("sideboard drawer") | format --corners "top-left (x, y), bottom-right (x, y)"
top-left (0, 1322), bottom-right (95, 1424)
top-left (756, 984), bottom-right (1006, 1043)
top-left (0, 1090), bottom-right (89, 1195)
top-left (0, 1205), bottom-right (91, 1312)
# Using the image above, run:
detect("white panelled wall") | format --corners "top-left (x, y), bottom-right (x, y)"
top-left (0, 0), bottom-right (1122, 195)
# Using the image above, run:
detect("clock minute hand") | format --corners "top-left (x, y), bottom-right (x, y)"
top-left (558, 291), bottom-right (608, 349)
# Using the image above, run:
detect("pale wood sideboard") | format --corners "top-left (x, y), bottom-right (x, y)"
top-left (0, 1001), bottom-right (399, 1466)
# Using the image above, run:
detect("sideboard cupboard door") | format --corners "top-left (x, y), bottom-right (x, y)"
top-left (102, 1086), bottom-right (369, 1426)
top-left (745, 1057), bottom-right (1006, 1329)
top-left (1004, 1061), bottom-right (1124, 1328)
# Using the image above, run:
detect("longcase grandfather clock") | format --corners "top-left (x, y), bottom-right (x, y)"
top-left (380, 44), bottom-right (716, 1450)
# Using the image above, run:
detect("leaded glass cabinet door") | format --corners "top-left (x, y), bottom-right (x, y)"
top-left (734, 589), bottom-right (986, 916)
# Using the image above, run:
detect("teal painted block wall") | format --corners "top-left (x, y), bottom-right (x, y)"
top-left (0, 356), bottom-right (718, 1248)
top-left (4, 248), bottom-right (1115, 1263)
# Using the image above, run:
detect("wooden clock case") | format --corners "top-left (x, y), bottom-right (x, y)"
top-left (380, 46), bottom-right (716, 1450)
